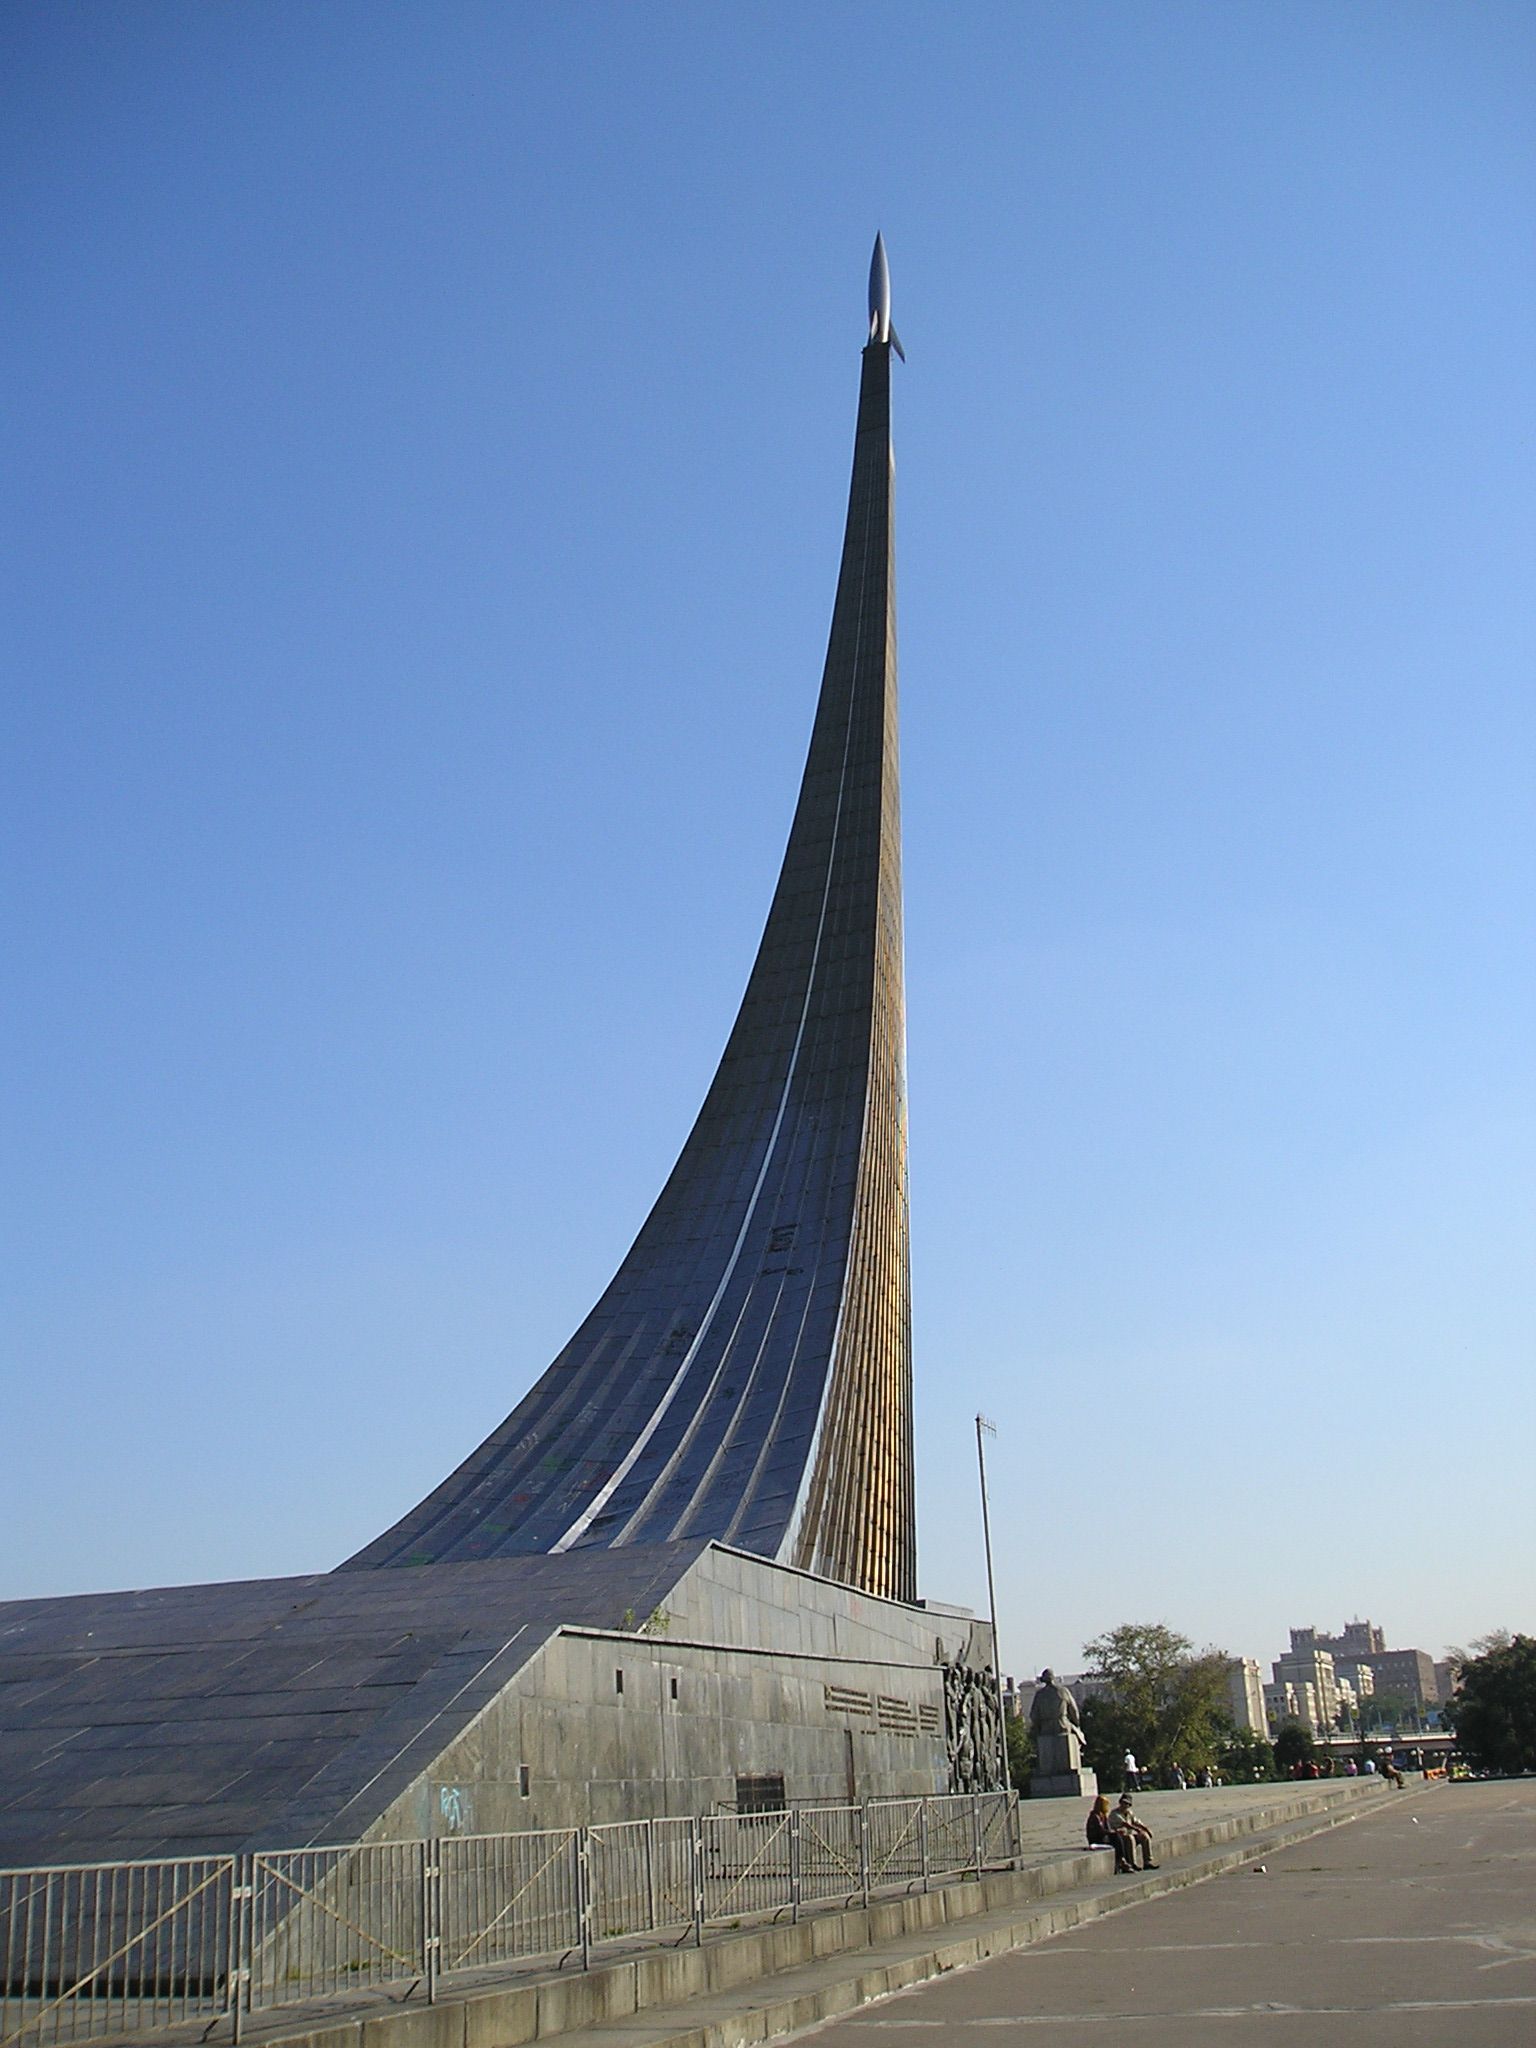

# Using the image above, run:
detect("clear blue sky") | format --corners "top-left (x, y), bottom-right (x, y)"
top-left (4, 2), bottom-right (1532, 1679)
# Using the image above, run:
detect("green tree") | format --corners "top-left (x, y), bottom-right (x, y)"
top-left (1079, 1694), bottom-right (1144, 1791)
top-left (1217, 1726), bottom-right (1276, 1782)
top-left (1005, 1714), bottom-right (1036, 1794)
top-left (1444, 1629), bottom-right (1513, 1675)
top-left (1358, 1693), bottom-right (1414, 1733)
top-left (1080, 1622), bottom-right (1235, 1782)
top-left (1442, 1634), bottom-right (1536, 1775)
top-left (1160, 1652), bottom-right (1235, 1774)
top-left (1273, 1719), bottom-right (1317, 1774)
top-left (1083, 1623), bottom-right (1190, 1735)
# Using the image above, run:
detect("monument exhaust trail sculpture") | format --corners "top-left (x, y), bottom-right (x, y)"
top-left (347, 236), bottom-right (917, 1601)
top-left (0, 240), bottom-right (1013, 1873)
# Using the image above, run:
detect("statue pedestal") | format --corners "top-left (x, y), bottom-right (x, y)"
top-left (1030, 1729), bottom-right (1097, 1800)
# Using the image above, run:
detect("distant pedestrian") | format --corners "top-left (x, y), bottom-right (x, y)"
top-left (1123, 1750), bottom-right (1141, 1792)
top-left (1171, 1764), bottom-right (1186, 1790)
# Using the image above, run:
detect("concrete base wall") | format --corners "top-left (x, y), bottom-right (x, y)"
top-left (368, 1546), bottom-right (991, 1836)
top-left (1031, 1768), bottom-right (1098, 1799)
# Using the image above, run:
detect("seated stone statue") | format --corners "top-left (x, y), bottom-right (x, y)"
top-left (1028, 1668), bottom-right (1085, 1741)
top-left (1025, 1667), bottom-right (1097, 1799)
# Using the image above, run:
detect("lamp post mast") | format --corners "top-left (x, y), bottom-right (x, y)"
top-left (975, 1414), bottom-right (1009, 1793)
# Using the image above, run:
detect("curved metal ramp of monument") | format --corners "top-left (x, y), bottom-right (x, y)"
top-left (0, 1543), bottom-right (712, 1865)
top-left (345, 257), bottom-right (914, 1602)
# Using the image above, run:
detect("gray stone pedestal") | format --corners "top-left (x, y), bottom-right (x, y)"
top-left (1030, 1730), bottom-right (1097, 1800)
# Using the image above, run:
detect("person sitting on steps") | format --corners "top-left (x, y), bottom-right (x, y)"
top-left (1108, 1793), bottom-right (1159, 1871)
top-left (1085, 1793), bottom-right (1137, 1873)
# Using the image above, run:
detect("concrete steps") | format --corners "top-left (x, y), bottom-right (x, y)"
top-left (238, 1781), bottom-right (1396, 2048)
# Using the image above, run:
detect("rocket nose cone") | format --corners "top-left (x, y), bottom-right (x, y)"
top-left (868, 233), bottom-right (891, 340)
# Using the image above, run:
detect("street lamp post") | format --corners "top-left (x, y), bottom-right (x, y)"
top-left (975, 1414), bottom-right (1010, 1794)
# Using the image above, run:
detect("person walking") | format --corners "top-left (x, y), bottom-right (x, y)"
top-left (1122, 1749), bottom-right (1141, 1792)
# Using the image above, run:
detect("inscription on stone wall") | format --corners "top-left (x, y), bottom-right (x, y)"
top-left (823, 1681), bottom-right (940, 1741)
top-left (824, 1683), bottom-right (873, 1717)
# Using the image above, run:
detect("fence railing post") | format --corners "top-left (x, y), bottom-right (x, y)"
top-left (12, 1786), bottom-right (1075, 2048)
top-left (575, 1829), bottom-right (592, 1971)
top-left (226, 1855), bottom-right (252, 2042)
top-left (421, 1839), bottom-right (440, 2003)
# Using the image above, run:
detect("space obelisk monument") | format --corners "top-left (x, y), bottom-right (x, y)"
top-left (0, 241), bottom-right (1017, 1875)
top-left (348, 236), bottom-right (916, 1600)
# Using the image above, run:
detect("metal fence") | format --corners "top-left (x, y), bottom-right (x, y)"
top-left (0, 1792), bottom-right (1018, 2048)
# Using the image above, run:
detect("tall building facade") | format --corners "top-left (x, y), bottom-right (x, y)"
top-left (1269, 1646), bottom-right (1340, 1734)
top-left (1226, 1657), bottom-right (1267, 1735)
top-left (1291, 1622), bottom-right (1385, 1658)
top-left (1287, 1622), bottom-right (1441, 1709)
top-left (347, 242), bottom-right (916, 1601)
top-left (1362, 1647), bottom-right (1439, 1709)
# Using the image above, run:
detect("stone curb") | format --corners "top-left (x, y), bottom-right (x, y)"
top-left (233, 1782), bottom-right (1395, 2048)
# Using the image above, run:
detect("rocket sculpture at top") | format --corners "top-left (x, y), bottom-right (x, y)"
top-left (868, 231), bottom-right (904, 358)
top-left (348, 239), bottom-right (916, 1603)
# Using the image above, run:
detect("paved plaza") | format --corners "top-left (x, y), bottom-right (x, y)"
top-left (794, 1781), bottom-right (1536, 2046)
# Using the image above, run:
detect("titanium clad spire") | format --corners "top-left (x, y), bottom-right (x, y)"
top-left (346, 243), bottom-right (916, 1602)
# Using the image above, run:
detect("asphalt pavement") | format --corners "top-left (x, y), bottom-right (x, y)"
top-left (793, 1780), bottom-right (1536, 2046)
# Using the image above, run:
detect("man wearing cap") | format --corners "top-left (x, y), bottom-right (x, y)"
top-left (1107, 1794), bottom-right (1159, 1870)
